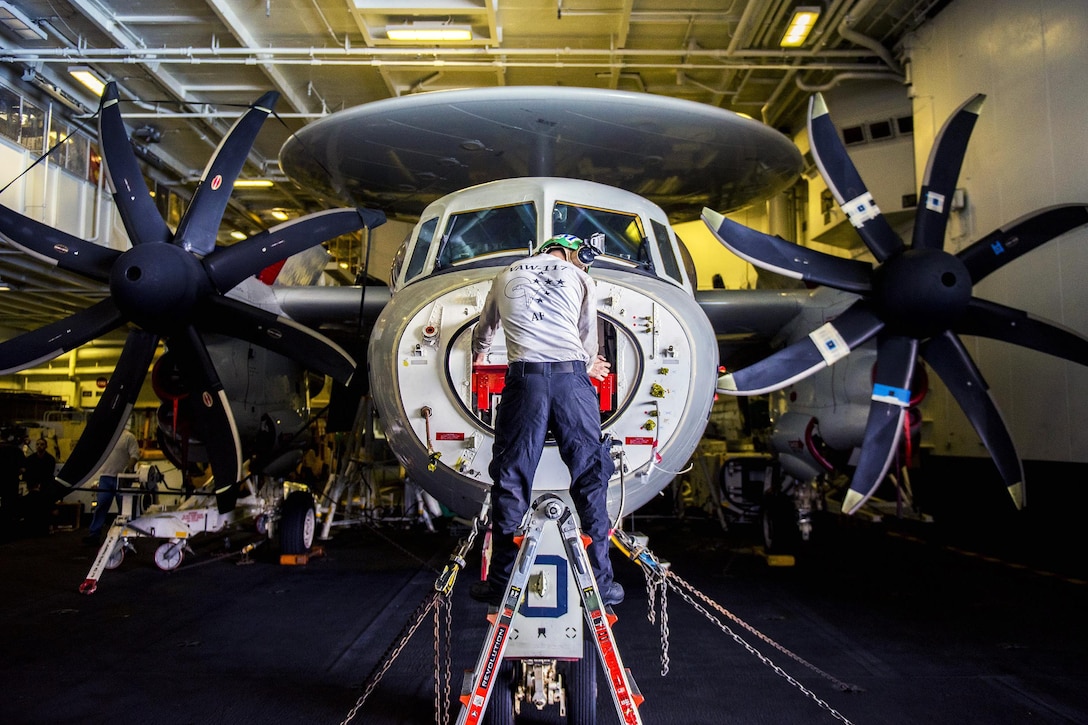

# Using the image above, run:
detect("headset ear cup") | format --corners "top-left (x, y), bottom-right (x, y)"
top-left (577, 245), bottom-right (598, 267)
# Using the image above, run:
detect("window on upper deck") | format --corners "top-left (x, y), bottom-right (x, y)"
top-left (552, 202), bottom-right (652, 270)
top-left (651, 219), bottom-right (683, 284)
top-left (434, 202), bottom-right (537, 269)
top-left (404, 217), bottom-right (439, 283)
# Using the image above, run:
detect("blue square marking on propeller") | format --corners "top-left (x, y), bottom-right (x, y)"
top-left (991, 240), bottom-right (1005, 255)
top-left (872, 383), bottom-right (911, 406)
top-left (925, 191), bottom-right (946, 213)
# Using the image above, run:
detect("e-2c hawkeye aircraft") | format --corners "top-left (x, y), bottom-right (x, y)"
top-left (277, 85), bottom-right (1088, 539)
top-left (1, 84), bottom-right (1086, 555)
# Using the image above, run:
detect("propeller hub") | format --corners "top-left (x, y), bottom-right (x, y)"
top-left (110, 244), bottom-right (208, 330)
top-left (873, 248), bottom-right (971, 338)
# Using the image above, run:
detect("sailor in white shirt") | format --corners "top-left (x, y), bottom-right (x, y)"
top-left (471, 234), bottom-right (622, 606)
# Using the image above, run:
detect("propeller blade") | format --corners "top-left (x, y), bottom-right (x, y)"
top-left (921, 331), bottom-right (1025, 509)
top-left (807, 93), bottom-right (904, 263)
top-left (912, 94), bottom-right (985, 251)
top-left (701, 208), bottom-right (873, 293)
top-left (56, 330), bottom-right (159, 489)
top-left (718, 299), bottom-right (884, 395)
top-left (0, 300), bottom-right (123, 374)
top-left (173, 92), bottom-right (279, 257)
top-left (203, 208), bottom-right (377, 293)
top-left (170, 326), bottom-right (243, 513)
top-left (842, 335), bottom-right (918, 515)
top-left (957, 204), bottom-right (1088, 284)
top-left (0, 205), bottom-right (119, 283)
top-left (98, 82), bottom-right (172, 246)
top-left (195, 295), bottom-right (356, 385)
top-left (955, 298), bottom-right (1088, 366)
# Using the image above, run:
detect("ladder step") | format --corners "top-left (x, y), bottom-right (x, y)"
top-left (459, 670), bottom-right (476, 705)
top-left (625, 668), bottom-right (645, 708)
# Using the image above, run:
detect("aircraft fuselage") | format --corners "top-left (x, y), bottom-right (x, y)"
top-left (368, 178), bottom-right (719, 519)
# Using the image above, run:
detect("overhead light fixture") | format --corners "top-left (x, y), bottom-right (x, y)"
top-left (269, 209), bottom-right (289, 222)
top-left (232, 179), bottom-right (275, 188)
top-left (780, 6), bottom-right (820, 48)
top-left (69, 65), bottom-right (106, 96)
top-left (21, 68), bottom-right (88, 113)
top-left (0, 1), bottom-right (46, 41)
top-left (385, 22), bottom-right (473, 42)
top-left (230, 231), bottom-right (248, 241)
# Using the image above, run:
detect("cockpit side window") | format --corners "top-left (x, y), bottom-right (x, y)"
top-left (404, 217), bottom-right (438, 283)
top-left (553, 202), bottom-right (653, 271)
top-left (651, 219), bottom-right (683, 284)
top-left (435, 202), bottom-right (536, 269)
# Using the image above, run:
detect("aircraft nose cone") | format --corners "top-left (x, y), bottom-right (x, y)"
top-left (110, 244), bottom-right (207, 330)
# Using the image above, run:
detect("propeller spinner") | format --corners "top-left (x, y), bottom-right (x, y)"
top-left (0, 82), bottom-right (380, 512)
top-left (705, 92), bottom-right (1088, 515)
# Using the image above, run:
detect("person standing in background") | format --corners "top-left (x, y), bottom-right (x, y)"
top-left (0, 431), bottom-right (24, 540)
top-left (22, 438), bottom-right (57, 536)
top-left (82, 427), bottom-right (140, 545)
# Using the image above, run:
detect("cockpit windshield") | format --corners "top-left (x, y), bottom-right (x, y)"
top-left (434, 202), bottom-right (537, 269)
top-left (553, 202), bottom-right (650, 268)
top-left (398, 182), bottom-right (676, 291)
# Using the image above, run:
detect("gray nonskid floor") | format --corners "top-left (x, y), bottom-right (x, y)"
top-left (1, 508), bottom-right (1086, 725)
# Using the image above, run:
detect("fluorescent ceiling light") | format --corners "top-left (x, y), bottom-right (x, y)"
top-left (230, 231), bottom-right (247, 241)
top-left (233, 179), bottom-right (275, 188)
top-left (269, 209), bottom-right (289, 221)
top-left (0, 1), bottom-right (46, 41)
top-left (780, 6), bottom-right (820, 48)
top-left (386, 22), bottom-right (473, 42)
top-left (69, 65), bottom-right (106, 96)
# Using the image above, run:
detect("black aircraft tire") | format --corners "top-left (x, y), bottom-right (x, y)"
top-left (280, 490), bottom-right (316, 555)
top-left (561, 637), bottom-right (597, 725)
top-left (483, 661), bottom-right (515, 725)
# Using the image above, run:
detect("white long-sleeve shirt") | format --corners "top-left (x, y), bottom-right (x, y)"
top-left (99, 429), bottom-right (140, 477)
top-left (472, 252), bottom-right (597, 368)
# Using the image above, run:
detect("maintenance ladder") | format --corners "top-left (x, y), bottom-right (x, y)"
top-left (457, 493), bottom-right (643, 724)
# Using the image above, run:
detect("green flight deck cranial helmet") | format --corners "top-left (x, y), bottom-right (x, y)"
top-left (537, 234), bottom-right (599, 270)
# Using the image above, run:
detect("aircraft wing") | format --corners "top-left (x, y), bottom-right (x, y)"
top-left (694, 287), bottom-right (817, 374)
top-left (272, 285), bottom-right (391, 333)
top-left (695, 289), bottom-right (810, 339)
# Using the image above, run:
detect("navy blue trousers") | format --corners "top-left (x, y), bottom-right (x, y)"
top-left (487, 363), bottom-right (615, 595)
top-left (87, 475), bottom-right (119, 536)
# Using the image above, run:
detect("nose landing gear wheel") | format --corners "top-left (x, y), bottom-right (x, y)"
top-left (558, 635), bottom-right (598, 724)
top-left (483, 661), bottom-right (515, 725)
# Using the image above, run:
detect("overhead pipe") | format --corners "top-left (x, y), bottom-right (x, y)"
top-left (837, 0), bottom-right (904, 75)
top-left (795, 71), bottom-right (905, 92)
top-left (0, 44), bottom-right (884, 62)
top-left (726, 0), bottom-right (769, 54)
top-left (760, 0), bottom-right (904, 128)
